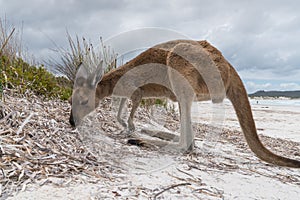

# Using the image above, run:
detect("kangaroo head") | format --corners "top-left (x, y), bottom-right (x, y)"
top-left (69, 61), bottom-right (103, 127)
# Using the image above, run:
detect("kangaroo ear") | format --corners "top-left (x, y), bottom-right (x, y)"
top-left (90, 60), bottom-right (104, 86)
top-left (74, 63), bottom-right (88, 87)
top-left (76, 63), bottom-right (88, 79)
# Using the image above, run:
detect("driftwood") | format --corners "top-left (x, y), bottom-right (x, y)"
top-left (0, 89), bottom-right (116, 198)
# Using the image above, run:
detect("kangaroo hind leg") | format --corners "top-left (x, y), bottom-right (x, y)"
top-left (117, 98), bottom-right (128, 128)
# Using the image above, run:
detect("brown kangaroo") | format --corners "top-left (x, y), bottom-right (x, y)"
top-left (70, 39), bottom-right (300, 168)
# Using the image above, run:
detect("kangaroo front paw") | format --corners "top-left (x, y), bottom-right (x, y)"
top-left (128, 121), bottom-right (135, 133)
top-left (186, 142), bottom-right (194, 153)
top-left (128, 126), bottom-right (135, 133)
top-left (117, 118), bottom-right (127, 128)
top-left (179, 140), bottom-right (195, 153)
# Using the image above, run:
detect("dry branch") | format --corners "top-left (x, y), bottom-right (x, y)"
top-left (153, 182), bottom-right (191, 199)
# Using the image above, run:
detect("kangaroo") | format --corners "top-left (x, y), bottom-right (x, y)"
top-left (70, 39), bottom-right (300, 168)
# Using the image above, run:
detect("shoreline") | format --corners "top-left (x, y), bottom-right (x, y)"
top-left (190, 99), bottom-right (300, 143)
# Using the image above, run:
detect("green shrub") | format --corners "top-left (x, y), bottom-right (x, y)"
top-left (0, 56), bottom-right (72, 100)
top-left (140, 98), bottom-right (169, 109)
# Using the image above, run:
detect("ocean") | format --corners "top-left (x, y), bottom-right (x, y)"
top-left (249, 98), bottom-right (300, 107)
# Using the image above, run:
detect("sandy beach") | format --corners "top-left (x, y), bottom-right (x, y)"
top-left (3, 97), bottom-right (300, 200)
top-left (192, 99), bottom-right (300, 142)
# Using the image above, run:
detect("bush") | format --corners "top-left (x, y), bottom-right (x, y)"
top-left (0, 56), bottom-right (72, 100)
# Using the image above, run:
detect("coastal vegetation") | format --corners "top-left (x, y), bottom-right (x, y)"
top-left (249, 90), bottom-right (300, 99)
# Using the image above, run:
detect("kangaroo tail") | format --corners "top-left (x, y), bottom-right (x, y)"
top-left (226, 67), bottom-right (300, 168)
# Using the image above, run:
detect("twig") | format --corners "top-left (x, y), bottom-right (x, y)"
top-left (193, 187), bottom-right (224, 198)
top-left (153, 182), bottom-right (191, 199)
top-left (0, 28), bottom-right (15, 56)
top-left (0, 111), bottom-right (16, 123)
top-left (176, 167), bottom-right (195, 178)
top-left (0, 129), bottom-right (12, 134)
top-left (16, 112), bottom-right (35, 135)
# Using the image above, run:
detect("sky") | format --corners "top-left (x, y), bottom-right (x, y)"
top-left (1, 0), bottom-right (300, 93)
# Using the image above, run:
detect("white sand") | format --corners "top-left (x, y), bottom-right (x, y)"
top-left (191, 99), bottom-right (300, 142)
top-left (7, 99), bottom-right (300, 200)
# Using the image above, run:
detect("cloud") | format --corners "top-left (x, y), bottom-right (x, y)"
top-left (1, 0), bottom-right (300, 90)
top-left (246, 81), bottom-right (273, 93)
top-left (279, 83), bottom-right (300, 91)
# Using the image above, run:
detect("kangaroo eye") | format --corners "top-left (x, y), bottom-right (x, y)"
top-left (75, 77), bottom-right (87, 87)
top-left (80, 99), bottom-right (88, 105)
